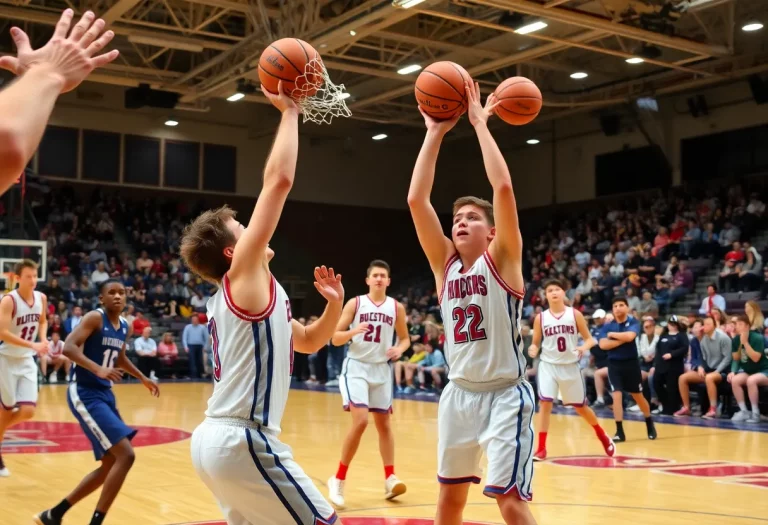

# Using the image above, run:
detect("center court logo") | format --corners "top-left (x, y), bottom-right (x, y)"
top-left (2, 421), bottom-right (191, 454)
top-left (172, 519), bottom-right (495, 525)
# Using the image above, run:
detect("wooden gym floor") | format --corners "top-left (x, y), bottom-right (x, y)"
top-left (2, 382), bottom-right (767, 525)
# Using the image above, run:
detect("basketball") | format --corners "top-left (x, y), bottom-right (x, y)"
top-left (258, 38), bottom-right (323, 98)
top-left (414, 61), bottom-right (473, 119)
top-left (493, 77), bottom-right (542, 125)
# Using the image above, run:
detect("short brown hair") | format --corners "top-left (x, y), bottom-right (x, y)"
top-left (14, 259), bottom-right (38, 276)
top-left (543, 278), bottom-right (564, 291)
top-left (367, 259), bottom-right (390, 277)
top-left (180, 205), bottom-right (237, 283)
top-left (453, 196), bottom-right (494, 226)
top-left (734, 313), bottom-right (750, 326)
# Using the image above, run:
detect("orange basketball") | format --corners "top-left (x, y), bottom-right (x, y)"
top-left (414, 61), bottom-right (473, 120)
top-left (494, 77), bottom-right (542, 125)
top-left (258, 38), bottom-right (323, 99)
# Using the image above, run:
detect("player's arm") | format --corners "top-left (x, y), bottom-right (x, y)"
top-left (330, 298), bottom-right (366, 346)
top-left (37, 293), bottom-right (48, 345)
top-left (0, 296), bottom-right (44, 353)
top-left (292, 266), bottom-right (344, 354)
top-left (387, 302), bottom-right (411, 360)
top-left (464, 83), bottom-right (524, 292)
top-left (0, 10), bottom-right (118, 195)
top-left (227, 86), bottom-right (299, 310)
top-left (62, 311), bottom-right (122, 382)
top-left (574, 310), bottom-right (596, 353)
top-left (527, 313), bottom-right (542, 358)
top-left (407, 112), bottom-right (457, 281)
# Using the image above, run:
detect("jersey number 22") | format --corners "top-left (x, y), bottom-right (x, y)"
top-left (452, 305), bottom-right (487, 344)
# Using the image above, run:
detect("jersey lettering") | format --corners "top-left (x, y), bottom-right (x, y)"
top-left (447, 275), bottom-right (488, 300)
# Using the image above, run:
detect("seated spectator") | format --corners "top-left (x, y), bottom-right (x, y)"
top-left (47, 314), bottom-right (63, 339)
top-left (589, 310), bottom-right (612, 406)
top-left (637, 290), bottom-right (659, 318)
top-left (63, 305), bottom-right (84, 338)
top-left (41, 332), bottom-right (70, 383)
top-left (158, 332), bottom-right (180, 377)
top-left (724, 241), bottom-right (745, 264)
top-left (739, 247), bottom-right (762, 292)
top-left (132, 311), bottom-right (150, 334)
top-left (134, 326), bottom-right (159, 381)
top-left (416, 344), bottom-right (446, 392)
top-left (90, 261), bottom-right (110, 286)
top-left (669, 261), bottom-right (693, 306)
top-left (746, 300), bottom-right (765, 331)
top-left (394, 343), bottom-right (427, 394)
top-left (675, 315), bottom-right (731, 418)
top-left (729, 314), bottom-right (768, 423)
top-left (681, 220), bottom-right (702, 258)
top-left (699, 284), bottom-right (725, 315)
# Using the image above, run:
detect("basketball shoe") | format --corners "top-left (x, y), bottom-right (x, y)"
top-left (33, 510), bottom-right (61, 525)
top-left (327, 476), bottom-right (345, 509)
top-left (384, 474), bottom-right (407, 500)
top-left (0, 450), bottom-right (9, 477)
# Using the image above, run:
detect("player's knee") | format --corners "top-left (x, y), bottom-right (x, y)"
top-left (351, 414), bottom-right (369, 433)
top-left (495, 491), bottom-right (531, 518)
top-left (438, 484), bottom-right (468, 512)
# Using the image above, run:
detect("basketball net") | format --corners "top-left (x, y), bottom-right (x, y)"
top-left (291, 58), bottom-right (352, 125)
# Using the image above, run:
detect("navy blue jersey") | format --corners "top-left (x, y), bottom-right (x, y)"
top-left (599, 316), bottom-right (641, 361)
top-left (70, 309), bottom-right (129, 390)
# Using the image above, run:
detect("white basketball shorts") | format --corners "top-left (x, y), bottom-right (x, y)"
top-left (0, 354), bottom-right (38, 409)
top-left (437, 380), bottom-right (535, 500)
top-left (191, 418), bottom-right (337, 525)
top-left (537, 360), bottom-right (587, 407)
top-left (339, 357), bottom-right (393, 413)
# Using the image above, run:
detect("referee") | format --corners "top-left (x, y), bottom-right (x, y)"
top-left (599, 296), bottom-right (657, 442)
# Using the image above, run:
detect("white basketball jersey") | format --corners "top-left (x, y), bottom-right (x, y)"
top-left (205, 274), bottom-right (293, 435)
top-left (347, 295), bottom-right (398, 364)
top-left (440, 251), bottom-right (526, 388)
top-left (0, 289), bottom-right (44, 358)
top-left (540, 307), bottom-right (580, 364)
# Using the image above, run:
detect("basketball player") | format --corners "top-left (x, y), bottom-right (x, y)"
top-left (0, 9), bottom-right (119, 195)
top-left (407, 82), bottom-right (536, 525)
top-left (34, 279), bottom-right (159, 525)
top-left (527, 280), bottom-right (615, 461)
top-left (327, 259), bottom-right (410, 508)
top-left (598, 296), bottom-right (657, 442)
top-left (182, 83), bottom-right (343, 525)
top-left (0, 259), bottom-right (48, 477)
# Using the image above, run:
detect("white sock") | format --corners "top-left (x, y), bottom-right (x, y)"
top-left (738, 402), bottom-right (748, 411)
top-left (753, 405), bottom-right (760, 416)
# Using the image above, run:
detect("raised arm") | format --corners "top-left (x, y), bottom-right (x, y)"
top-left (292, 266), bottom-right (344, 354)
top-left (465, 83), bottom-right (524, 292)
top-left (407, 110), bottom-right (458, 281)
top-left (0, 10), bottom-right (118, 195)
top-left (62, 311), bottom-right (122, 382)
top-left (227, 85), bottom-right (299, 311)
top-left (527, 313), bottom-right (542, 358)
top-left (331, 298), bottom-right (365, 346)
top-left (0, 295), bottom-right (46, 354)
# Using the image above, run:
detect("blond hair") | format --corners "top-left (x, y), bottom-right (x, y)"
top-left (745, 300), bottom-right (765, 331)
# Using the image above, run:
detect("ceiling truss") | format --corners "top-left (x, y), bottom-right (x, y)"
top-left (0, 0), bottom-right (764, 125)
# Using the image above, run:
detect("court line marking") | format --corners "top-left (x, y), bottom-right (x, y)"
top-left (340, 502), bottom-right (768, 522)
top-left (289, 381), bottom-right (768, 434)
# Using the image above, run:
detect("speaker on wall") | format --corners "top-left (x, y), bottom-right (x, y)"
top-left (748, 74), bottom-right (768, 105)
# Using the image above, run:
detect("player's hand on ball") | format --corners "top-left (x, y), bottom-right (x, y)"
top-left (418, 107), bottom-right (459, 136)
top-left (466, 81), bottom-right (499, 127)
top-left (97, 366), bottom-right (123, 383)
top-left (142, 376), bottom-right (160, 397)
top-left (313, 266), bottom-right (344, 303)
top-left (0, 9), bottom-right (119, 93)
top-left (261, 81), bottom-right (299, 115)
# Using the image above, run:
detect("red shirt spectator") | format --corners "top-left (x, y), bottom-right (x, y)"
top-left (132, 312), bottom-right (151, 334)
top-left (158, 333), bottom-right (179, 365)
top-left (725, 243), bottom-right (745, 263)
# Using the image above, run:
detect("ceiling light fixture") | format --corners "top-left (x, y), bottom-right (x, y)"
top-left (742, 22), bottom-right (763, 32)
top-left (227, 93), bottom-right (245, 102)
top-left (349, 30), bottom-right (357, 36)
top-left (626, 57), bottom-right (645, 64)
top-left (393, 0), bottom-right (426, 8)
top-left (372, 133), bottom-right (388, 140)
top-left (165, 120), bottom-right (179, 127)
top-left (339, 92), bottom-right (351, 100)
top-left (515, 21), bottom-right (547, 35)
top-left (527, 139), bottom-right (540, 145)
top-left (397, 64), bottom-right (422, 75)
top-left (570, 72), bottom-right (588, 79)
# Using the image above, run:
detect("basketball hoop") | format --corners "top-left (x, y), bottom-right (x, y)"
top-left (291, 57), bottom-right (352, 125)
